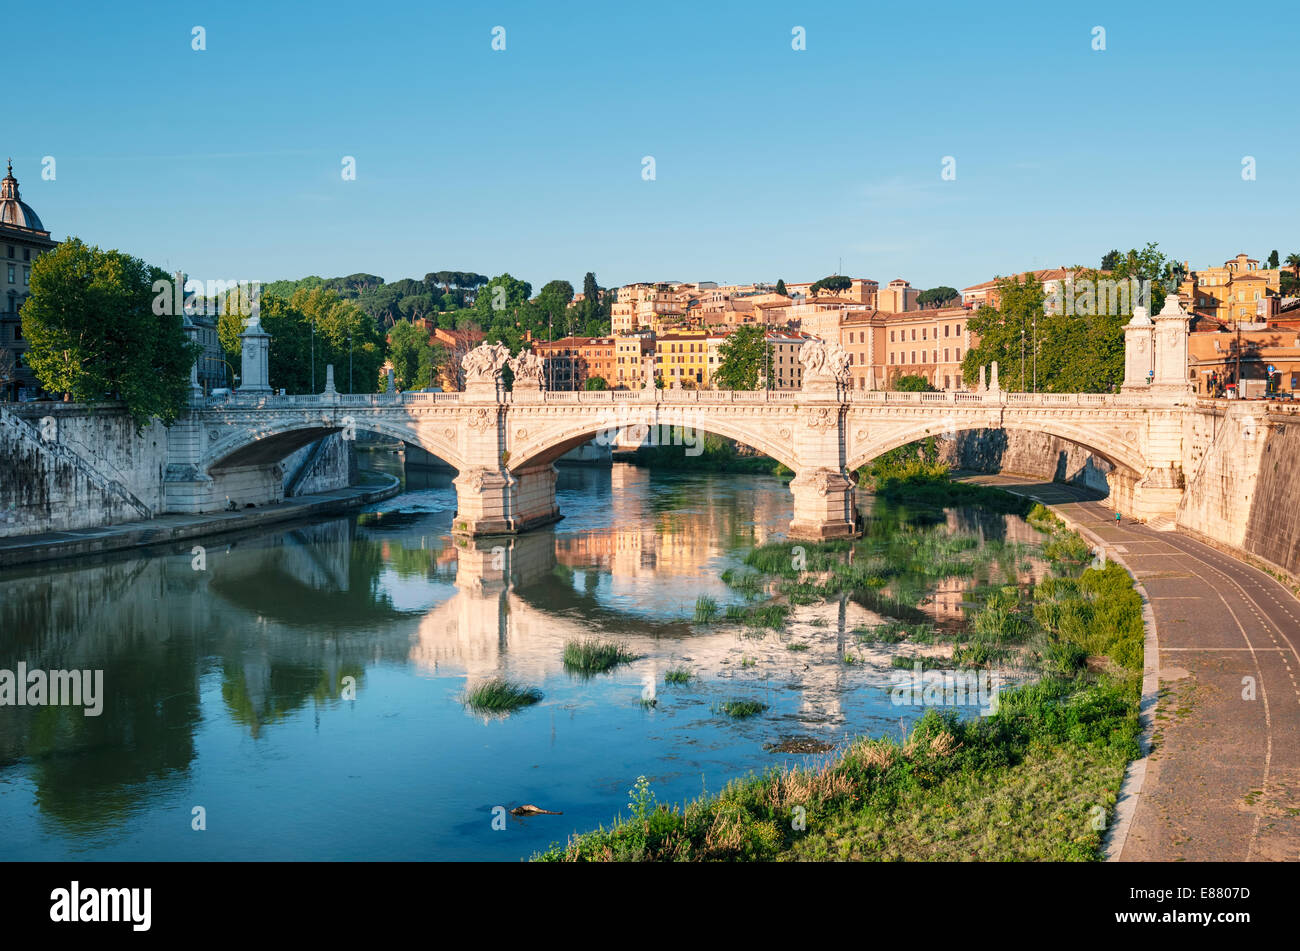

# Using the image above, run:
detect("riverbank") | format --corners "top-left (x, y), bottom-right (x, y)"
top-left (534, 473), bottom-right (1144, 862)
top-left (0, 474), bottom-right (402, 569)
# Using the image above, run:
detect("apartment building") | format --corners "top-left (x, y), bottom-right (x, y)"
top-left (655, 329), bottom-right (710, 386)
top-left (531, 335), bottom-right (616, 390)
top-left (760, 329), bottom-right (813, 390)
top-left (612, 333), bottom-right (654, 388)
top-left (1179, 253), bottom-right (1282, 324)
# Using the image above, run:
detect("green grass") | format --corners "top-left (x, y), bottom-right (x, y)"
top-left (663, 666), bottom-right (693, 685)
top-left (715, 699), bottom-right (768, 719)
top-left (461, 678), bottom-right (543, 714)
top-left (786, 643), bottom-right (810, 652)
top-left (694, 596), bottom-right (719, 623)
top-left (562, 638), bottom-right (642, 675)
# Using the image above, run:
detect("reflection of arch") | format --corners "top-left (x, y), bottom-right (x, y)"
top-left (203, 418), bottom-right (463, 473)
top-left (507, 408), bottom-right (798, 472)
top-left (846, 417), bottom-right (1145, 476)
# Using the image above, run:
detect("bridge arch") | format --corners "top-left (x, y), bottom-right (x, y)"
top-left (845, 417), bottom-right (1147, 477)
top-left (505, 405), bottom-right (799, 473)
top-left (202, 416), bottom-right (465, 475)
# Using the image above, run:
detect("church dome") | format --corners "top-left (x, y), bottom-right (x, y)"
top-left (0, 160), bottom-right (45, 231)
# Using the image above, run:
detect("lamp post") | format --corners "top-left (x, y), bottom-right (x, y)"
top-left (1032, 315), bottom-right (1038, 393)
top-left (1020, 327), bottom-right (1026, 391)
top-left (310, 317), bottom-right (316, 394)
top-left (348, 331), bottom-right (353, 394)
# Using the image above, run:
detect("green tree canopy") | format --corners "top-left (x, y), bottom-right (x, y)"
top-left (387, 320), bottom-right (447, 391)
top-left (583, 375), bottom-right (608, 391)
top-left (775, 279), bottom-right (787, 296)
top-left (714, 326), bottom-right (772, 391)
top-left (810, 274), bottom-right (851, 295)
top-left (960, 273), bottom-right (1126, 393)
top-left (21, 237), bottom-right (199, 429)
top-left (891, 374), bottom-right (937, 392)
top-left (917, 286), bottom-right (959, 309)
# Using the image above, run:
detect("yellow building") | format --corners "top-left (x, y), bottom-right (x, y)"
top-left (612, 333), bottom-right (654, 388)
top-left (655, 330), bottom-right (710, 386)
top-left (1180, 253), bottom-right (1281, 324)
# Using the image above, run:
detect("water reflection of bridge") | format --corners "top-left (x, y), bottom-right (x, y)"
top-left (0, 492), bottom-right (1048, 833)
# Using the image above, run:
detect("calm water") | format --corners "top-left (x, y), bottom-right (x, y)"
top-left (0, 457), bottom-right (1049, 860)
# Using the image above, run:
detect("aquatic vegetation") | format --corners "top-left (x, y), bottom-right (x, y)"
top-left (663, 666), bottom-right (693, 685)
top-left (461, 679), bottom-right (543, 713)
top-left (716, 699), bottom-right (768, 719)
top-left (563, 638), bottom-right (642, 674)
top-left (694, 596), bottom-right (719, 622)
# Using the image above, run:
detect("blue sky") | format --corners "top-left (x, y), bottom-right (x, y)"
top-left (13, 0), bottom-right (1298, 293)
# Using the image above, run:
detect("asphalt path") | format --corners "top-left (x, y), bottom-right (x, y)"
top-left (965, 474), bottom-right (1300, 862)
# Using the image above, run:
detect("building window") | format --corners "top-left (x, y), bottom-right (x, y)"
top-left (23, 249), bottom-right (29, 261)
top-left (7, 266), bottom-right (12, 284)
top-left (955, 348), bottom-right (961, 360)
top-left (945, 324), bottom-right (950, 337)
top-left (6, 247), bottom-right (12, 259)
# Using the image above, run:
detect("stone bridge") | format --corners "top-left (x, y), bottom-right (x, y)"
top-left (162, 296), bottom-right (1198, 539)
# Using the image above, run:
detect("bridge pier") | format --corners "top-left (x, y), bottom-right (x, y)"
top-left (451, 463), bottom-right (560, 537)
top-left (788, 467), bottom-right (859, 540)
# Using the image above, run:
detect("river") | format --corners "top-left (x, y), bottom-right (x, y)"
top-left (0, 456), bottom-right (1052, 860)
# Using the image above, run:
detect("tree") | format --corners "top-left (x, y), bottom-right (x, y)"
top-left (714, 326), bottom-right (772, 390)
top-left (21, 237), bottom-right (199, 429)
top-left (388, 320), bottom-right (447, 391)
top-left (809, 274), bottom-right (851, 295)
top-left (219, 286), bottom-right (385, 394)
top-left (891, 374), bottom-right (936, 392)
top-left (1100, 249), bottom-right (1121, 271)
top-left (1286, 253), bottom-right (1300, 273)
top-left (917, 286), bottom-right (959, 309)
top-left (1267, 250), bottom-right (1280, 269)
top-left (960, 272), bottom-right (1129, 393)
top-left (583, 376), bottom-right (608, 391)
top-left (775, 279), bottom-right (787, 296)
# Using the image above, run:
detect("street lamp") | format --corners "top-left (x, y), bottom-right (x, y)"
top-left (348, 331), bottom-right (353, 394)
top-left (1032, 315), bottom-right (1038, 393)
top-left (310, 317), bottom-right (316, 394)
top-left (1020, 327), bottom-right (1026, 391)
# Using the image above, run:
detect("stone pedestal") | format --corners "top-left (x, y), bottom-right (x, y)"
top-left (1122, 306), bottom-right (1154, 392)
top-left (788, 467), bottom-right (859, 539)
top-left (451, 463), bottom-right (560, 536)
top-left (238, 315), bottom-right (272, 393)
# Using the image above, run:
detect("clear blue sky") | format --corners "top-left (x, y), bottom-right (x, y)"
top-left (13, 0), bottom-right (1298, 293)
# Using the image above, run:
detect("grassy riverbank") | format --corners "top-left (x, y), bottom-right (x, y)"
top-left (533, 468), bottom-right (1144, 862)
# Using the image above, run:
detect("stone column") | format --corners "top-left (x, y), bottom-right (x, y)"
top-left (238, 314), bottom-right (271, 393)
top-left (1122, 306), bottom-right (1154, 391)
top-left (1152, 295), bottom-right (1192, 393)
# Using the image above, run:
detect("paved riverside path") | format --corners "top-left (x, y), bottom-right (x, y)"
top-left (965, 474), bottom-right (1300, 862)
